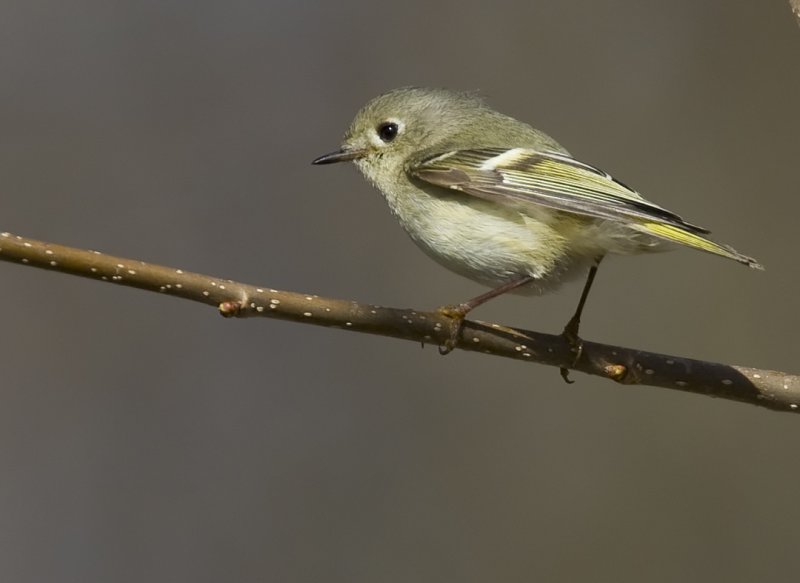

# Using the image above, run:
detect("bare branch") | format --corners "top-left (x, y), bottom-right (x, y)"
top-left (1, 231), bottom-right (797, 414)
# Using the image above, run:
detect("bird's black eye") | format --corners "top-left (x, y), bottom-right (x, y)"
top-left (377, 121), bottom-right (399, 143)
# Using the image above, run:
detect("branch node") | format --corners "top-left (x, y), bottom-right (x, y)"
top-left (218, 300), bottom-right (243, 318)
top-left (603, 364), bottom-right (629, 382)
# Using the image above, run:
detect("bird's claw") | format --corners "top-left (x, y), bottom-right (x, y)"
top-left (559, 317), bottom-right (584, 384)
top-left (436, 304), bottom-right (469, 355)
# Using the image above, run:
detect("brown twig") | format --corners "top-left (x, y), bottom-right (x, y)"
top-left (1, 231), bottom-right (797, 413)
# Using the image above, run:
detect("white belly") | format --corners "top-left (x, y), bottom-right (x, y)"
top-left (386, 189), bottom-right (598, 295)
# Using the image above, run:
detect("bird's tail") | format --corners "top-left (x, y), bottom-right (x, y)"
top-left (633, 221), bottom-right (763, 270)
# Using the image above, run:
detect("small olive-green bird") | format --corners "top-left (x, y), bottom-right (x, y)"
top-left (313, 87), bottom-right (761, 354)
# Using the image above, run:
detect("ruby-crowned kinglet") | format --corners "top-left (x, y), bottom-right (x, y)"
top-left (313, 87), bottom-right (761, 355)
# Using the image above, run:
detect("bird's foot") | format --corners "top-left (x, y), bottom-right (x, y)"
top-left (559, 316), bottom-right (584, 384)
top-left (436, 304), bottom-right (470, 355)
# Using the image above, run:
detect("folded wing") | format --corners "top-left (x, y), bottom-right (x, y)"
top-left (410, 148), bottom-right (762, 269)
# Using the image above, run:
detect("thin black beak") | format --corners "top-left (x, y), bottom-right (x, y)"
top-left (311, 149), bottom-right (366, 165)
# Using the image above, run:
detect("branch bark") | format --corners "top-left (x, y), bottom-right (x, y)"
top-left (1, 231), bottom-right (797, 414)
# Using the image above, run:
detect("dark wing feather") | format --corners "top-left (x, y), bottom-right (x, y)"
top-left (410, 148), bottom-right (710, 234)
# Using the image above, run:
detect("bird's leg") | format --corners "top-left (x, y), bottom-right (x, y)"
top-left (559, 256), bottom-right (604, 383)
top-left (437, 276), bottom-right (535, 355)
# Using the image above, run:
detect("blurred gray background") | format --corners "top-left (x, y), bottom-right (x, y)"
top-left (1, 1), bottom-right (798, 582)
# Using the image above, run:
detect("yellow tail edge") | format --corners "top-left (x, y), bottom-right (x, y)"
top-left (636, 221), bottom-right (764, 270)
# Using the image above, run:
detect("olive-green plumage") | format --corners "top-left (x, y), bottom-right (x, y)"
top-left (313, 87), bottom-right (761, 311)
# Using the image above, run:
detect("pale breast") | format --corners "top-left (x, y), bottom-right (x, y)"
top-left (385, 185), bottom-right (597, 294)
